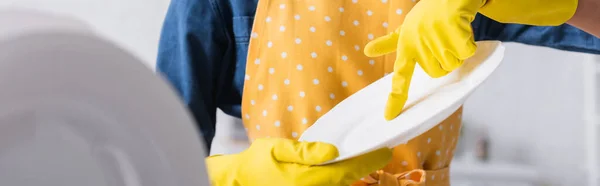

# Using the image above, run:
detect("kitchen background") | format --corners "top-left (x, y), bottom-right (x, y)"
top-left (1, 0), bottom-right (599, 185)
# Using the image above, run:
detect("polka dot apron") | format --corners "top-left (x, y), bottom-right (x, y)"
top-left (241, 0), bottom-right (462, 185)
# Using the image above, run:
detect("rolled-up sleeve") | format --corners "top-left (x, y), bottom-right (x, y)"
top-left (156, 0), bottom-right (234, 151)
top-left (473, 14), bottom-right (600, 54)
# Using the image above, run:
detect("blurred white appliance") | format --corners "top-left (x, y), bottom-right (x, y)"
top-left (0, 9), bottom-right (210, 186)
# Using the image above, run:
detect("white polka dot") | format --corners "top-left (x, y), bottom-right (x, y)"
top-left (357, 70), bottom-right (363, 76)
top-left (279, 4), bottom-right (286, 9)
top-left (250, 100), bottom-right (256, 105)
top-left (326, 40), bottom-right (333, 46)
top-left (295, 38), bottom-right (302, 44)
top-left (340, 30), bottom-right (346, 36)
top-left (281, 52), bottom-right (287, 58)
top-left (431, 175), bottom-right (435, 180)
top-left (396, 9), bottom-right (403, 15)
top-left (383, 22), bottom-right (389, 28)
top-left (439, 125), bottom-right (443, 130)
top-left (294, 14), bottom-right (301, 20)
top-left (417, 152), bottom-right (421, 157)
top-left (354, 45), bottom-right (360, 51)
top-left (256, 125), bottom-right (261, 130)
top-left (245, 114), bottom-right (250, 119)
top-left (272, 94), bottom-right (278, 100)
top-left (251, 32), bottom-right (258, 38)
top-left (341, 55), bottom-right (348, 61)
top-left (309, 27), bottom-right (316, 32)
top-left (339, 7), bottom-right (345, 12)
top-left (327, 66), bottom-right (333, 72)
top-left (402, 161), bottom-right (408, 166)
top-left (262, 110), bottom-right (268, 116)
top-left (258, 84), bottom-right (264, 90)
top-left (245, 74), bottom-right (250, 80)
top-left (368, 34), bottom-right (374, 40)
top-left (284, 79), bottom-right (290, 85)
top-left (311, 52), bottom-right (318, 58)
top-left (342, 81), bottom-right (348, 87)
top-left (427, 138), bottom-right (432, 143)
top-left (302, 118), bottom-right (308, 124)
top-left (329, 93), bottom-right (335, 99)
top-left (436, 150), bottom-right (441, 156)
top-left (299, 91), bottom-right (306, 97)
top-left (269, 68), bottom-right (275, 74)
top-left (287, 105), bottom-right (293, 111)
top-left (296, 64), bottom-right (303, 70)
top-left (353, 20), bottom-right (359, 26)
top-left (274, 120), bottom-right (281, 127)
top-left (369, 60), bottom-right (375, 65)
top-left (352, 0), bottom-right (358, 3)
top-left (313, 79), bottom-right (320, 85)
top-left (316, 106), bottom-right (322, 112)
top-left (267, 41), bottom-right (273, 48)
top-left (308, 6), bottom-right (315, 11)
top-left (254, 58), bottom-right (260, 64)
top-left (292, 132), bottom-right (299, 138)
top-left (366, 10), bottom-right (373, 16)
top-left (266, 17), bottom-right (272, 22)
top-left (382, 0), bottom-right (388, 3)
top-left (279, 25), bottom-right (286, 32)
top-left (324, 16), bottom-right (331, 22)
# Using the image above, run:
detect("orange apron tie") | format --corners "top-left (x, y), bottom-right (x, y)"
top-left (354, 167), bottom-right (450, 186)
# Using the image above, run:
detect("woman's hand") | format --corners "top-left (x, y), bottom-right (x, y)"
top-left (364, 0), bottom-right (483, 121)
top-left (366, 0), bottom-right (578, 121)
top-left (206, 138), bottom-right (392, 186)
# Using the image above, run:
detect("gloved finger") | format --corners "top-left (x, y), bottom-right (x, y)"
top-left (205, 154), bottom-right (238, 182)
top-left (384, 55), bottom-right (417, 120)
top-left (315, 148), bottom-right (393, 185)
top-left (416, 44), bottom-right (449, 78)
top-left (364, 32), bottom-right (399, 57)
top-left (271, 138), bottom-right (339, 165)
top-left (428, 22), bottom-right (476, 71)
top-left (437, 49), bottom-right (465, 72)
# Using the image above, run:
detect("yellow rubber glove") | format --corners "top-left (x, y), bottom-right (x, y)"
top-left (365, 0), bottom-right (578, 121)
top-left (206, 138), bottom-right (392, 186)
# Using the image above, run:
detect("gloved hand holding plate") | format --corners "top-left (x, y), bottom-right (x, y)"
top-left (299, 41), bottom-right (505, 165)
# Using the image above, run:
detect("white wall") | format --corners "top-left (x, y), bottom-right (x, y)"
top-left (2, 1), bottom-right (597, 185)
top-left (464, 43), bottom-right (591, 185)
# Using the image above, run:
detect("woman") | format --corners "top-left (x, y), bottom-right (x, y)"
top-left (156, 0), bottom-right (600, 185)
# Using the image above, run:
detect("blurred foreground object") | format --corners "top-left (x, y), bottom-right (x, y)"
top-left (0, 9), bottom-right (210, 186)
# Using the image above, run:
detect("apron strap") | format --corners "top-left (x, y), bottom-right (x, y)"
top-left (353, 167), bottom-right (450, 186)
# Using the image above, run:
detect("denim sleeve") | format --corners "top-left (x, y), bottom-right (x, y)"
top-left (472, 14), bottom-right (600, 54)
top-left (156, 0), bottom-right (235, 151)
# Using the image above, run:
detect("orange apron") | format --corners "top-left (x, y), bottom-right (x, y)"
top-left (242, 1), bottom-right (462, 185)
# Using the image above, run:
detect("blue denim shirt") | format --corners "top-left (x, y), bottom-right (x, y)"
top-left (156, 0), bottom-right (600, 151)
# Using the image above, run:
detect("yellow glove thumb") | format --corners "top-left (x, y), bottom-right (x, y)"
top-left (271, 138), bottom-right (339, 165)
top-left (364, 32), bottom-right (399, 57)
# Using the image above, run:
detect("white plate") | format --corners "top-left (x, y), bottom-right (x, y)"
top-left (299, 41), bottom-right (505, 164)
top-left (0, 32), bottom-right (209, 186)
